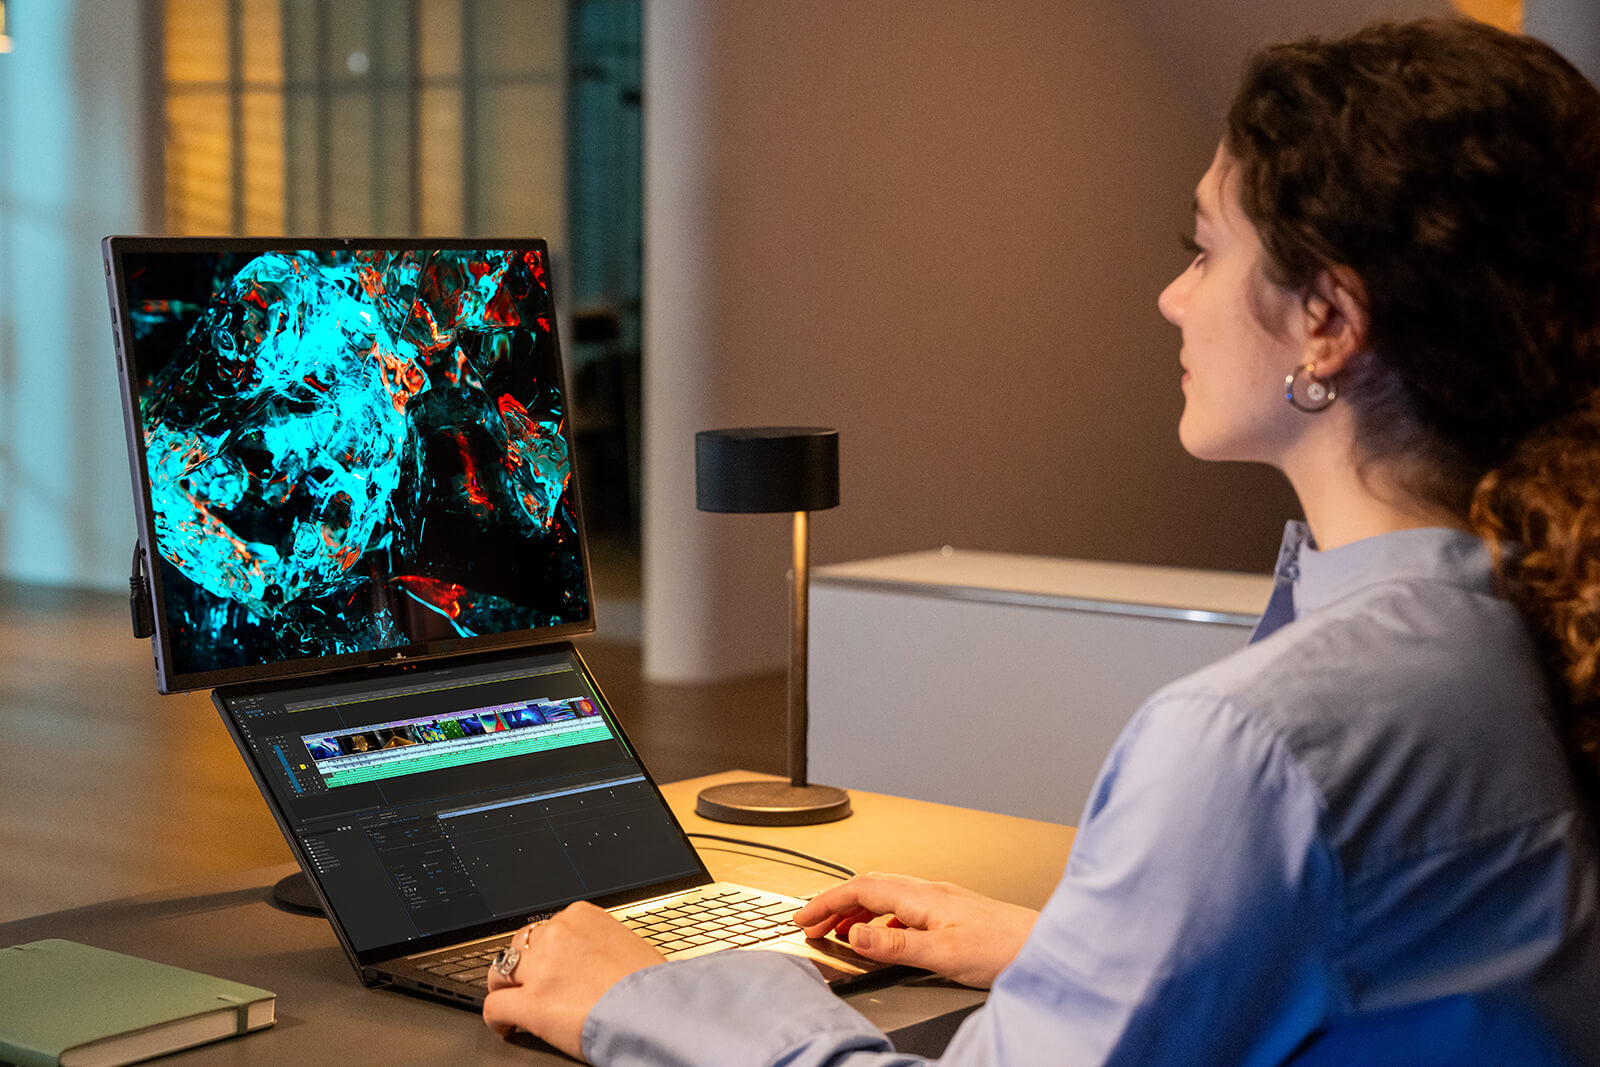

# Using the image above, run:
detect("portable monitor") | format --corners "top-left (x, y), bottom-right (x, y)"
top-left (103, 239), bottom-right (593, 693)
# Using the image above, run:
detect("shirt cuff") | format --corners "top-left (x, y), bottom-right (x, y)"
top-left (583, 949), bottom-right (896, 1067)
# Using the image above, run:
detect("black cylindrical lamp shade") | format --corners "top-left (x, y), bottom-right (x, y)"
top-left (696, 428), bottom-right (839, 514)
top-left (691, 425), bottom-right (851, 825)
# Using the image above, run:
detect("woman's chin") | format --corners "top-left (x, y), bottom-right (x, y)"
top-left (1176, 416), bottom-right (1214, 461)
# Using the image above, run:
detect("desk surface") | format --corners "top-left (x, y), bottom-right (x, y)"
top-left (0, 772), bottom-right (1073, 1065)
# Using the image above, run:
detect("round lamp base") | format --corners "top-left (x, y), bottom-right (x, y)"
top-left (695, 781), bottom-right (852, 826)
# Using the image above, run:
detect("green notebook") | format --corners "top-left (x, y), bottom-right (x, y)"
top-left (0, 939), bottom-right (275, 1067)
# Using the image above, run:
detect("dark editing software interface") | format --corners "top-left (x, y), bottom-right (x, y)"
top-left (221, 648), bottom-right (702, 954)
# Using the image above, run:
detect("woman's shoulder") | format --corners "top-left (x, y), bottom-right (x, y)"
top-left (1213, 565), bottom-right (1541, 735)
top-left (1146, 571), bottom-right (1571, 871)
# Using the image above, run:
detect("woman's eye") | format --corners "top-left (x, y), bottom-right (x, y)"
top-left (1179, 233), bottom-right (1206, 264)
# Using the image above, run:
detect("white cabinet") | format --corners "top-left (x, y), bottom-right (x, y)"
top-left (808, 549), bottom-right (1274, 824)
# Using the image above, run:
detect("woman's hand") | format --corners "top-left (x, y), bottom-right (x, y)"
top-left (794, 873), bottom-right (1039, 989)
top-left (482, 902), bottom-right (666, 1060)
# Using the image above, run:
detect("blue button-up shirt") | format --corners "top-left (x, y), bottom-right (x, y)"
top-left (584, 524), bottom-right (1600, 1065)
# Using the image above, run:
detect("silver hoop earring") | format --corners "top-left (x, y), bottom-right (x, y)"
top-left (1284, 364), bottom-right (1337, 413)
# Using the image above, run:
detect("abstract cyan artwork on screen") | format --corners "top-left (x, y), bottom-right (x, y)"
top-left (122, 248), bottom-right (587, 677)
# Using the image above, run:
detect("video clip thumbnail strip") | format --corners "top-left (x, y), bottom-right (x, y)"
top-left (303, 697), bottom-right (608, 788)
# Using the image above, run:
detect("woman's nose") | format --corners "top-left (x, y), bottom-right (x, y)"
top-left (1158, 272), bottom-right (1186, 326)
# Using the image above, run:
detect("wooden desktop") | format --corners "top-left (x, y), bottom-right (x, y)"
top-left (0, 771), bottom-right (1075, 1064)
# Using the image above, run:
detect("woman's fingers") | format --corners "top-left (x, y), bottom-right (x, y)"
top-left (480, 902), bottom-right (666, 1059)
top-left (794, 873), bottom-right (1041, 988)
top-left (794, 873), bottom-right (937, 936)
top-left (801, 904), bottom-right (878, 940)
top-left (481, 990), bottom-right (522, 1040)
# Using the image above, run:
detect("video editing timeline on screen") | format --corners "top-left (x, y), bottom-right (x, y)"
top-left (224, 651), bottom-right (702, 952)
top-left (299, 694), bottom-right (607, 789)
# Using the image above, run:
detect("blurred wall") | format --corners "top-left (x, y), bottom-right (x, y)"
top-left (0, 0), bottom-right (151, 590)
top-left (642, 0), bottom-right (1447, 682)
top-left (1527, 0), bottom-right (1600, 83)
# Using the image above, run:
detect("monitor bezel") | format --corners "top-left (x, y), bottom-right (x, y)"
top-left (103, 235), bottom-right (597, 695)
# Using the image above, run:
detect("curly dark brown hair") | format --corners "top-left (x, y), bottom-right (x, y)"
top-left (1473, 408), bottom-right (1600, 812)
top-left (1225, 19), bottom-right (1600, 821)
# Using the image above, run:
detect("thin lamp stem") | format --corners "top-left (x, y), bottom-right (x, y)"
top-left (789, 509), bottom-right (809, 787)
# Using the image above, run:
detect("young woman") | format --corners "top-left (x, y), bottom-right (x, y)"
top-left (482, 19), bottom-right (1600, 1064)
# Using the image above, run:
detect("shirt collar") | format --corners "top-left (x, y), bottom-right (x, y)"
top-left (1274, 519), bottom-right (1496, 620)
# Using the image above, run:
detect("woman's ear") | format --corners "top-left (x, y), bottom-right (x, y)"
top-left (1301, 266), bottom-right (1371, 378)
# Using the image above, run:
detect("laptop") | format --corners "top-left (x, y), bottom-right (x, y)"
top-left (102, 237), bottom-right (891, 1007)
top-left (209, 640), bottom-right (890, 1004)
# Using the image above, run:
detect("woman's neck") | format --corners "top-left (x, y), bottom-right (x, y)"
top-left (1283, 441), bottom-right (1467, 551)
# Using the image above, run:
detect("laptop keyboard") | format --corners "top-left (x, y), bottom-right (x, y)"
top-left (419, 886), bottom-right (800, 989)
top-left (619, 886), bottom-right (799, 953)
top-left (423, 947), bottom-right (504, 989)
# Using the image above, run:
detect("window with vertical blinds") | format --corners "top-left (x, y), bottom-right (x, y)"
top-left (159, 0), bottom-right (644, 549)
top-left (160, 0), bottom-right (566, 239)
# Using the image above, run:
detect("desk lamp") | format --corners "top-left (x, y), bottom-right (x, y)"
top-left (694, 427), bottom-right (852, 825)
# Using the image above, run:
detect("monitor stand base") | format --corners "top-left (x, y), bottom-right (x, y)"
top-left (270, 870), bottom-right (324, 916)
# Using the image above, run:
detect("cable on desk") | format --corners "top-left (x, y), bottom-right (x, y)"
top-left (691, 845), bottom-right (849, 883)
top-left (686, 833), bottom-right (857, 879)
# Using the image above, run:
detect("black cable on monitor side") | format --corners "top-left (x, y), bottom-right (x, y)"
top-left (129, 543), bottom-right (154, 639)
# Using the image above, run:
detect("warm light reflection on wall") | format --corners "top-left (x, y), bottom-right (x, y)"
top-left (240, 0), bottom-right (287, 233)
top-left (1453, 0), bottom-right (1523, 33)
top-left (160, 0), bottom-right (569, 239)
top-left (164, 0), bottom-right (286, 234)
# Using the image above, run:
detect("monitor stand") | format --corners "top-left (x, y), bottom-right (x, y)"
top-left (270, 870), bottom-right (324, 916)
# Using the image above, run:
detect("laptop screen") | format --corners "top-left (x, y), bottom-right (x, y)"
top-left (216, 644), bottom-right (707, 963)
top-left (104, 239), bottom-right (592, 693)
